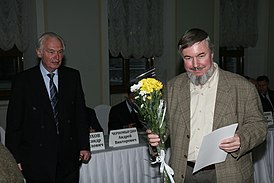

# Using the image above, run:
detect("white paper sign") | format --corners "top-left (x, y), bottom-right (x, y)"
top-left (89, 132), bottom-right (105, 151)
top-left (193, 123), bottom-right (238, 173)
top-left (109, 127), bottom-right (139, 147)
top-left (263, 112), bottom-right (273, 125)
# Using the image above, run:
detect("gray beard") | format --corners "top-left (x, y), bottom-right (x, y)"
top-left (187, 65), bottom-right (215, 86)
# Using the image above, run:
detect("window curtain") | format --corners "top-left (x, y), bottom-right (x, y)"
top-left (0, 0), bottom-right (30, 52)
top-left (108, 0), bottom-right (163, 59)
top-left (220, 0), bottom-right (258, 48)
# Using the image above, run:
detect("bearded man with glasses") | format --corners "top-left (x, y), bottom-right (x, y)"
top-left (147, 28), bottom-right (267, 183)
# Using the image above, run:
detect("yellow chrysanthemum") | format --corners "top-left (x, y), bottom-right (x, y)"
top-left (140, 78), bottom-right (163, 94)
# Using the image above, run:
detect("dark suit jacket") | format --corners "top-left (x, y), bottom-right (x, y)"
top-left (86, 107), bottom-right (103, 132)
top-left (108, 100), bottom-right (143, 133)
top-left (258, 90), bottom-right (274, 113)
top-left (5, 65), bottom-right (90, 182)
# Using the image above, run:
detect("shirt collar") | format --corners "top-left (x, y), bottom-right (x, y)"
top-left (39, 62), bottom-right (58, 77)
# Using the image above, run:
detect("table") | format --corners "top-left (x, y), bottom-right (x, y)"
top-left (80, 135), bottom-right (162, 183)
top-left (253, 127), bottom-right (274, 183)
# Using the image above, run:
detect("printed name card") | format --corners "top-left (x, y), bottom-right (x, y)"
top-left (89, 132), bottom-right (105, 151)
top-left (109, 127), bottom-right (139, 147)
top-left (264, 112), bottom-right (273, 125)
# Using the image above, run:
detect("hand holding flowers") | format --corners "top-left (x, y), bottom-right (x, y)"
top-left (130, 78), bottom-right (174, 183)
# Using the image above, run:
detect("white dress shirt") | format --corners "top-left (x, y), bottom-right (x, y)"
top-left (188, 63), bottom-right (219, 162)
top-left (39, 62), bottom-right (58, 98)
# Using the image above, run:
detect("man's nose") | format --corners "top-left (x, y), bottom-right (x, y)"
top-left (54, 52), bottom-right (62, 60)
top-left (192, 57), bottom-right (198, 67)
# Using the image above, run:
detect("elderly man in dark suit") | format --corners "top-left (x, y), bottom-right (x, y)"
top-left (5, 32), bottom-right (91, 183)
top-left (148, 28), bottom-right (267, 183)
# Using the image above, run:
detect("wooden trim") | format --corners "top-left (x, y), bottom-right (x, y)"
top-left (0, 46), bottom-right (23, 100)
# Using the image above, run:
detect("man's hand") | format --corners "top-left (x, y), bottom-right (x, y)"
top-left (89, 127), bottom-right (96, 133)
top-left (147, 129), bottom-right (160, 147)
top-left (219, 134), bottom-right (241, 153)
top-left (79, 150), bottom-right (91, 163)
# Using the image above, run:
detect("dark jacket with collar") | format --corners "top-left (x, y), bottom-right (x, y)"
top-left (5, 65), bottom-right (90, 182)
top-left (108, 100), bottom-right (143, 133)
top-left (258, 90), bottom-right (274, 113)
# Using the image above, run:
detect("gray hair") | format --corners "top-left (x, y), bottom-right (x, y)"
top-left (37, 32), bottom-right (66, 51)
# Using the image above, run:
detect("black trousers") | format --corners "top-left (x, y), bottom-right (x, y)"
top-left (25, 137), bottom-right (80, 183)
top-left (25, 170), bottom-right (79, 183)
top-left (184, 162), bottom-right (217, 183)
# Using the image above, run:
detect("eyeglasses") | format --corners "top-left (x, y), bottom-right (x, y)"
top-left (45, 49), bottom-right (64, 55)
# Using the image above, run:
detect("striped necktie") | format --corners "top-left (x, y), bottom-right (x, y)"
top-left (47, 73), bottom-right (59, 134)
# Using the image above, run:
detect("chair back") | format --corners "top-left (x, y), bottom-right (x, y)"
top-left (0, 126), bottom-right (5, 145)
top-left (94, 104), bottom-right (111, 135)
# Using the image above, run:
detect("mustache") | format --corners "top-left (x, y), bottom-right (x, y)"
top-left (190, 67), bottom-right (205, 71)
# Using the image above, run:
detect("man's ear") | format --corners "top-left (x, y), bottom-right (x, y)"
top-left (36, 48), bottom-right (42, 58)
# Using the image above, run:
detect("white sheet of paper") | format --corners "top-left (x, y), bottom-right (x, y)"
top-left (193, 123), bottom-right (238, 173)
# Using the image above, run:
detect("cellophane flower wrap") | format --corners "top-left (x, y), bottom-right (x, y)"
top-left (130, 78), bottom-right (174, 183)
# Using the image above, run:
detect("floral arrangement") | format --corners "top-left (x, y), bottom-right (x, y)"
top-left (130, 78), bottom-right (174, 183)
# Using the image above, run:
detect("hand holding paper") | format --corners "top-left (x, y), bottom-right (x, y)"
top-left (193, 123), bottom-right (238, 173)
top-left (219, 133), bottom-right (240, 153)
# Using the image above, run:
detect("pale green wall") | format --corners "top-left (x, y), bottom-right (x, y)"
top-left (34, 0), bottom-right (274, 107)
top-left (176, 0), bottom-right (215, 38)
top-left (1, 0), bottom-right (274, 128)
top-left (175, 0), bottom-right (216, 74)
top-left (36, 0), bottom-right (109, 107)
top-left (245, 0), bottom-right (270, 84)
top-left (268, 0), bottom-right (274, 89)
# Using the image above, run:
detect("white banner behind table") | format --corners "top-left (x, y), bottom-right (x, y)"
top-left (109, 127), bottom-right (139, 147)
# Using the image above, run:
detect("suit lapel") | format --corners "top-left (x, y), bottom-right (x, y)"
top-left (213, 69), bottom-right (231, 130)
top-left (57, 68), bottom-right (64, 116)
top-left (57, 67), bottom-right (69, 117)
top-left (177, 75), bottom-right (191, 131)
top-left (33, 67), bottom-right (55, 119)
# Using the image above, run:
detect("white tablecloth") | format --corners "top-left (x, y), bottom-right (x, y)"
top-left (80, 128), bottom-right (273, 183)
top-left (253, 127), bottom-right (274, 183)
top-left (80, 136), bottom-right (162, 183)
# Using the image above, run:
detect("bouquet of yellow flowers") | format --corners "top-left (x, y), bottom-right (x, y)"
top-left (130, 78), bottom-right (174, 183)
